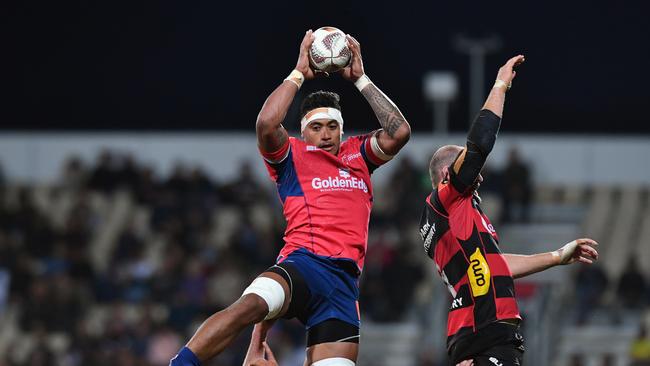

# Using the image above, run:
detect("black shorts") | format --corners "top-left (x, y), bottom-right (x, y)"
top-left (448, 321), bottom-right (525, 366)
top-left (463, 343), bottom-right (524, 366)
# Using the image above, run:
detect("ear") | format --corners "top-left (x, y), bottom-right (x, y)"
top-left (441, 166), bottom-right (450, 183)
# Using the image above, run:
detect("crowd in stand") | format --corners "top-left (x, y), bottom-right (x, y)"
top-left (0, 148), bottom-right (649, 366)
top-left (0, 150), bottom-right (428, 366)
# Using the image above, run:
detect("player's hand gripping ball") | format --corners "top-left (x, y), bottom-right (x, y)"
top-left (309, 26), bottom-right (351, 73)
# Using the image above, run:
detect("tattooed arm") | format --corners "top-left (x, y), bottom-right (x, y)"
top-left (341, 35), bottom-right (411, 155)
top-left (359, 84), bottom-right (411, 155)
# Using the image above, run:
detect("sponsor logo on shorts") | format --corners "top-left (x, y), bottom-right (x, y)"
top-left (489, 357), bottom-right (503, 366)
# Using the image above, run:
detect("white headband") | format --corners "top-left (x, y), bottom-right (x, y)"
top-left (300, 107), bottom-right (344, 133)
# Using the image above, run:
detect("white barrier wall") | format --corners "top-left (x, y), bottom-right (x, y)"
top-left (0, 132), bottom-right (648, 186)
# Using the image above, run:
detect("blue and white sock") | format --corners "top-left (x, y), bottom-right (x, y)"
top-left (169, 346), bottom-right (201, 366)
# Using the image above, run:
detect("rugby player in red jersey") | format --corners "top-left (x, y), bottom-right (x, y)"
top-left (419, 55), bottom-right (599, 366)
top-left (171, 29), bottom-right (410, 366)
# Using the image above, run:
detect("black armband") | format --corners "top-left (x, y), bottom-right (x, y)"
top-left (467, 109), bottom-right (501, 157)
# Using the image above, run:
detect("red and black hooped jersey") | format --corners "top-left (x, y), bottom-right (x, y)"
top-left (419, 181), bottom-right (521, 348)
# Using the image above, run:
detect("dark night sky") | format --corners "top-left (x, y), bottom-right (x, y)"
top-left (3, 1), bottom-right (649, 133)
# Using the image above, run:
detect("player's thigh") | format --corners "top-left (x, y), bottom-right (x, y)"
top-left (304, 319), bottom-right (360, 364)
top-left (305, 341), bottom-right (358, 365)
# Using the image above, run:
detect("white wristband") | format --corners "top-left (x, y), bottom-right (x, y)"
top-left (493, 79), bottom-right (510, 91)
top-left (284, 69), bottom-right (305, 89)
top-left (354, 74), bottom-right (372, 91)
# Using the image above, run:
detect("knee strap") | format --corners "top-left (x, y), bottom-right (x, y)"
top-left (241, 277), bottom-right (285, 320)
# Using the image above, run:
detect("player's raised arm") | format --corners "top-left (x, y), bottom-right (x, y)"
top-left (448, 55), bottom-right (525, 193)
top-left (256, 30), bottom-right (318, 154)
top-left (340, 35), bottom-right (411, 156)
top-left (504, 238), bottom-right (599, 279)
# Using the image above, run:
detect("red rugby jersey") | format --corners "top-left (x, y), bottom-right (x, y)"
top-left (261, 134), bottom-right (388, 271)
top-left (419, 180), bottom-right (521, 348)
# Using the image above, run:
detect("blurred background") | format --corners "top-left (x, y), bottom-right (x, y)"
top-left (1, 1), bottom-right (650, 366)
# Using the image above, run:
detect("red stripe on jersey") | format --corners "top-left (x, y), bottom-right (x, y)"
top-left (434, 231), bottom-right (458, 274)
top-left (260, 139), bottom-right (290, 163)
top-left (426, 194), bottom-right (449, 218)
top-left (486, 254), bottom-right (514, 277)
top-left (447, 306), bottom-right (475, 336)
top-left (362, 134), bottom-right (389, 167)
top-left (495, 297), bottom-right (521, 320)
top-left (437, 183), bottom-right (459, 210)
top-left (453, 276), bottom-right (469, 293)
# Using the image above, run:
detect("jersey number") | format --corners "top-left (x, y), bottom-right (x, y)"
top-left (467, 247), bottom-right (491, 296)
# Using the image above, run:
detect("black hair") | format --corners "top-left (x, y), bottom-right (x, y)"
top-left (300, 90), bottom-right (341, 118)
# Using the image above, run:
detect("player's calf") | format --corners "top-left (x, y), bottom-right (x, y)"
top-left (170, 278), bottom-right (286, 365)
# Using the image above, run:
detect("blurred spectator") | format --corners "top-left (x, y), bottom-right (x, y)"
top-left (418, 348), bottom-right (445, 366)
top-left (116, 153), bottom-right (140, 192)
top-left (0, 268), bottom-right (8, 314)
top-left (0, 161), bottom-right (5, 204)
top-left (630, 323), bottom-right (650, 366)
top-left (361, 227), bottom-right (423, 322)
top-left (14, 187), bottom-right (55, 258)
top-left (166, 162), bottom-right (190, 197)
top-left (500, 147), bottom-right (533, 223)
top-left (26, 328), bottom-right (56, 366)
top-left (567, 354), bottom-right (586, 366)
top-left (60, 155), bottom-right (87, 192)
top-left (112, 224), bottom-right (146, 265)
top-left (147, 325), bottom-right (182, 366)
top-left (88, 150), bottom-right (119, 193)
top-left (133, 165), bottom-right (159, 205)
top-left (478, 163), bottom-right (503, 195)
top-left (382, 239), bottom-right (424, 321)
top-left (223, 160), bottom-right (267, 208)
top-left (617, 256), bottom-right (648, 309)
top-left (384, 156), bottom-right (426, 226)
top-left (601, 354), bottom-right (616, 366)
top-left (63, 193), bottom-right (96, 282)
top-left (574, 264), bottom-right (609, 324)
top-left (187, 166), bottom-right (215, 198)
top-left (19, 278), bottom-right (53, 332)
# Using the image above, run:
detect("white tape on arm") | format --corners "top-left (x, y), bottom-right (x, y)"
top-left (242, 277), bottom-right (285, 320)
top-left (354, 74), bottom-right (372, 91)
top-left (370, 131), bottom-right (394, 162)
top-left (284, 69), bottom-right (305, 89)
top-left (553, 240), bottom-right (578, 264)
